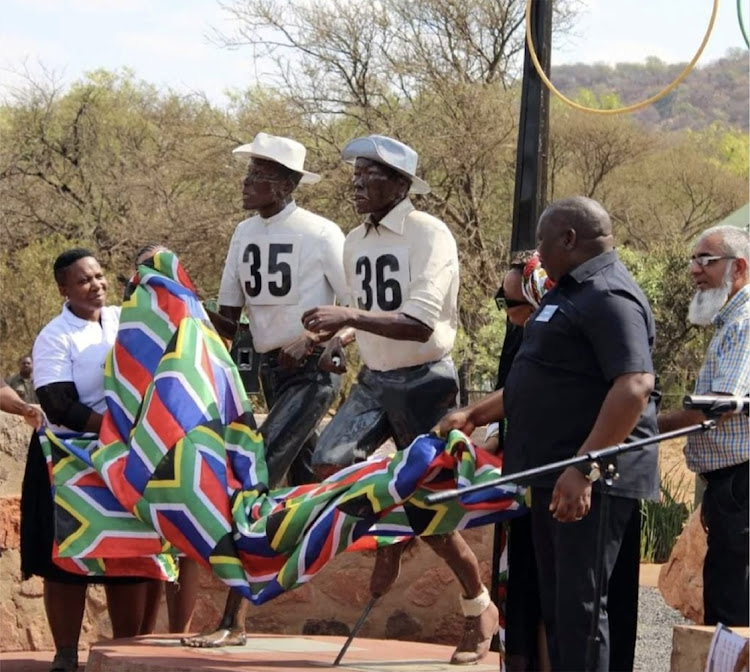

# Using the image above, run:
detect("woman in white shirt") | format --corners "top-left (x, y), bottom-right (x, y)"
top-left (21, 248), bottom-right (148, 672)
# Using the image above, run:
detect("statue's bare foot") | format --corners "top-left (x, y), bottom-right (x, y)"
top-left (181, 628), bottom-right (247, 648)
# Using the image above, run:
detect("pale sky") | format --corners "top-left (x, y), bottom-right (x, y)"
top-left (0, 0), bottom-right (746, 104)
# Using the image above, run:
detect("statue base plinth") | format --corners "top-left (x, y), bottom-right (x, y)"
top-left (79, 634), bottom-right (498, 671)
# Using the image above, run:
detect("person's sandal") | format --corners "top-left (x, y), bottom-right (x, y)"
top-left (49, 646), bottom-right (78, 672)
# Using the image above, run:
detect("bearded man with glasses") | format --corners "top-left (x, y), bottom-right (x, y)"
top-left (659, 224), bottom-right (750, 628)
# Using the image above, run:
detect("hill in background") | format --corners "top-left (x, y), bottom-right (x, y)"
top-left (552, 49), bottom-right (748, 131)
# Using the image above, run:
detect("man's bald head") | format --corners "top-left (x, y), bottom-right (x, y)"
top-left (540, 196), bottom-right (613, 241)
top-left (536, 196), bottom-right (614, 281)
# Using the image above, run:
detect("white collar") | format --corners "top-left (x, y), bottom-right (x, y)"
top-left (260, 200), bottom-right (297, 226)
top-left (367, 198), bottom-right (414, 236)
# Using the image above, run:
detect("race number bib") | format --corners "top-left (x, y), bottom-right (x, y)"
top-left (353, 246), bottom-right (410, 311)
top-left (239, 235), bottom-right (301, 305)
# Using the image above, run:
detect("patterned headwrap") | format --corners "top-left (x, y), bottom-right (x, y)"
top-left (520, 253), bottom-right (554, 308)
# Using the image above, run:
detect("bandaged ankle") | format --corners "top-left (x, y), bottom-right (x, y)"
top-left (459, 585), bottom-right (491, 617)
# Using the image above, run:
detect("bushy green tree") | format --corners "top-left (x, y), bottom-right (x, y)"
top-left (618, 244), bottom-right (710, 409)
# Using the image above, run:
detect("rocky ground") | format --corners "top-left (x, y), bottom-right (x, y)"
top-left (0, 410), bottom-right (30, 496)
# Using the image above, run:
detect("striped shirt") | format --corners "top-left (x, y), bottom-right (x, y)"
top-left (685, 284), bottom-right (750, 473)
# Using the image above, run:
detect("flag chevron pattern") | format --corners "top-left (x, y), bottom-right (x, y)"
top-left (39, 250), bottom-right (526, 605)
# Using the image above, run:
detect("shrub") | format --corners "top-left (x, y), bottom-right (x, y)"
top-left (640, 466), bottom-right (693, 563)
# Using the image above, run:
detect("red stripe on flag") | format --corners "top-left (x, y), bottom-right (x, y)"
top-left (143, 392), bottom-right (186, 452)
top-left (113, 341), bottom-right (152, 399)
top-left (71, 471), bottom-right (110, 488)
top-left (237, 550), bottom-right (286, 576)
top-left (103, 454), bottom-right (145, 512)
top-left (156, 511), bottom-right (206, 565)
top-left (88, 536), bottom-right (164, 557)
top-left (199, 340), bottom-right (217, 394)
top-left (153, 286), bottom-right (190, 329)
top-left (176, 265), bottom-right (197, 293)
top-left (102, 557), bottom-right (169, 579)
top-left (198, 456), bottom-right (232, 524)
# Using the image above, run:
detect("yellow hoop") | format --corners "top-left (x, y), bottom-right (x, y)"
top-left (524, 0), bottom-right (720, 115)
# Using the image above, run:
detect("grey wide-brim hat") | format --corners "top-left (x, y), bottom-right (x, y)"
top-left (233, 132), bottom-right (321, 184)
top-left (341, 135), bottom-right (431, 195)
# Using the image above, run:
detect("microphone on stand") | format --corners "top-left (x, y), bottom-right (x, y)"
top-left (683, 395), bottom-right (750, 417)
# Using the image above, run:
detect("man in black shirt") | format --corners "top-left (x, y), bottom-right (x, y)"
top-left (437, 196), bottom-right (659, 671)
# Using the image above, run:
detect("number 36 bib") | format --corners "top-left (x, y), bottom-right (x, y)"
top-left (239, 235), bottom-right (302, 305)
top-left (353, 246), bottom-right (410, 312)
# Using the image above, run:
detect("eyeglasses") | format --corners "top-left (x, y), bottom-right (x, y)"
top-left (494, 288), bottom-right (530, 311)
top-left (689, 255), bottom-right (736, 269)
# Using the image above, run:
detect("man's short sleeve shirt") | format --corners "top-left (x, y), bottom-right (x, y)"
top-left (503, 250), bottom-right (659, 499)
top-left (218, 202), bottom-right (349, 353)
top-left (343, 198), bottom-right (459, 371)
top-left (684, 284), bottom-right (750, 473)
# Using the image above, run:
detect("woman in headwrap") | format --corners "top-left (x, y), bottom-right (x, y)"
top-left (494, 250), bottom-right (553, 330)
top-left (484, 251), bottom-right (553, 672)
top-left (484, 251), bottom-right (553, 454)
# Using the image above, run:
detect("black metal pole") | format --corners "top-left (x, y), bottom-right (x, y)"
top-left (333, 596), bottom-right (378, 666)
top-left (490, 7), bottom-right (553, 658)
top-left (510, 0), bottom-right (553, 252)
top-left (585, 485), bottom-right (611, 671)
top-left (425, 421), bottom-right (716, 505)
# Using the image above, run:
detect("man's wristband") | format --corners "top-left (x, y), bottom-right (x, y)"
top-left (572, 460), bottom-right (601, 483)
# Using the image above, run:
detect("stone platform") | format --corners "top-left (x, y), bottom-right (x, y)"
top-left (0, 635), bottom-right (500, 672)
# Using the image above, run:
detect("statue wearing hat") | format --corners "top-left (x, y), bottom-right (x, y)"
top-left (183, 132), bottom-right (350, 648)
top-left (302, 135), bottom-right (498, 665)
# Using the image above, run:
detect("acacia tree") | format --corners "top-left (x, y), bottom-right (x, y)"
top-left (216, 0), bottom-right (578, 105)
top-left (0, 70), bottom-right (245, 277)
top-left (0, 71), bottom-right (243, 369)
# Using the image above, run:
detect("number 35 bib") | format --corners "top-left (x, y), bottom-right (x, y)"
top-left (353, 246), bottom-right (410, 312)
top-left (239, 234), bottom-right (302, 305)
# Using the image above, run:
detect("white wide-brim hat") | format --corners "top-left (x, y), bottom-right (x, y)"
top-left (233, 132), bottom-right (321, 184)
top-left (341, 134), bottom-right (430, 195)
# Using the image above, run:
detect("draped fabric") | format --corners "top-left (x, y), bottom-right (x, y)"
top-left (39, 250), bottom-right (526, 605)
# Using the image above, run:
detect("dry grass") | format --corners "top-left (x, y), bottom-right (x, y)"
top-left (658, 438), bottom-right (695, 505)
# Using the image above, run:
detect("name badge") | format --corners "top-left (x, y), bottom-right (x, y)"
top-left (535, 305), bottom-right (559, 322)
